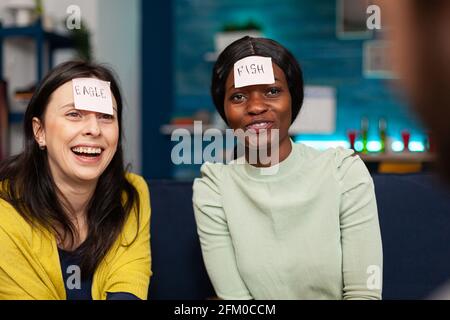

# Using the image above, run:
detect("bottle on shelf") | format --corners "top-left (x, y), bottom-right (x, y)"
top-left (401, 130), bottom-right (411, 152)
top-left (347, 129), bottom-right (357, 151)
top-left (425, 130), bottom-right (436, 153)
top-left (378, 117), bottom-right (387, 153)
top-left (361, 116), bottom-right (369, 154)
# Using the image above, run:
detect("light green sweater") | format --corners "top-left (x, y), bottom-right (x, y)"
top-left (193, 141), bottom-right (383, 300)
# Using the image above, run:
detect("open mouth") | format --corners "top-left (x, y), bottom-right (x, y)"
top-left (245, 121), bottom-right (274, 132)
top-left (71, 146), bottom-right (104, 158)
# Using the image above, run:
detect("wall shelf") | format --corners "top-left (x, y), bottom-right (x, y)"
top-left (0, 18), bottom-right (76, 158)
top-left (359, 152), bottom-right (436, 163)
top-left (0, 18), bottom-right (74, 82)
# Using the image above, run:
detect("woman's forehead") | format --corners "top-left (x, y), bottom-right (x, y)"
top-left (49, 81), bottom-right (74, 106)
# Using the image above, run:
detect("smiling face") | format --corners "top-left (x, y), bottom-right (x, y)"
top-left (224, 62), bottom-right (292, 162)
top-left (32, 80), bottom-right (119, 185)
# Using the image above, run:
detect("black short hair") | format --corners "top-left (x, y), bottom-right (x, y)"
top-left (211, 36), bottom-right (304, 125)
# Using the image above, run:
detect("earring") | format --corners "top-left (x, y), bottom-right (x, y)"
top-left (39, 142), bottom-right (46, 150)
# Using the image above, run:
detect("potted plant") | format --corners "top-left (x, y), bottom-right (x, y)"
top-left (214, 20), bottom-right (263, 54)
top-left (67, 20), bottom-right (92, 62)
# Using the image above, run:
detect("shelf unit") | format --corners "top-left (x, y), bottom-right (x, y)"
top-left (161, 123), bottom-right (435, 176)
top-left (359, 152), bottom-right (436, 163)
top-left (0, 18), bottom-right (75, 157)
top-left (160, 124), bottom-right (331, 136)
top-left (0, 18), bottom-right (74, 82)
top-left (0, 18), bottom-right (75, 120)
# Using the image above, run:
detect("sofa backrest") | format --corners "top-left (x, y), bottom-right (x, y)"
top-left (373, 174), bottom-right (450, 299)
top-left (148, 180), bottom-right (214, 299)
top-left (148, 174), bottom-right (450, 300)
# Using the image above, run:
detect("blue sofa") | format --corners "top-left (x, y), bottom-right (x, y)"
top-left (148, 174), bottom-right (450, 300)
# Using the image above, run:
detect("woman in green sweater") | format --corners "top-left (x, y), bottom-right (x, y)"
top-left (193, 36), bottom-right (383, 300)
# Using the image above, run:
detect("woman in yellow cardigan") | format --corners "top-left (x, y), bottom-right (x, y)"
top-left (0, 61), bottom-right (151, 300)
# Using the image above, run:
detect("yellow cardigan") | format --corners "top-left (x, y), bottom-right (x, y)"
top-left (0, 173), bottom-right (151, 300)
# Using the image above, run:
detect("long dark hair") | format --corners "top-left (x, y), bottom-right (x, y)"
top-left (211, 36), bottom-right (304, 125)
top-left (0, 61), bottom-right (139, 278)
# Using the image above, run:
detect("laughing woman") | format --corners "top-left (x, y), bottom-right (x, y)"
top-left (193, 37), bottom-right (383, 300)
top-left (0, 61), bottom-right (151, 300)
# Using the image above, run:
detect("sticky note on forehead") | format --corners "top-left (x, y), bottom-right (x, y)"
top-left (72, 78), bottom-right (113, 115)
top-left (233, 56), bottom-right (275, 88)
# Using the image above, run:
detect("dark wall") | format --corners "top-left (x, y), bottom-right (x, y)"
top-left (141, 0), bottom-right (174, 179)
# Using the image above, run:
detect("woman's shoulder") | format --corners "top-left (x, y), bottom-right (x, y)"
top-left (194, 162), bottom-right (225, 188)
top-left (296, 143), bottom-right (370, 180)
top-left (334, 147), bottom-right (368, 175)
top-left (0, 196), bottom-right (18, 222)
top-left (0, 196), bottom-right (32, 240)
top-left (199, 161), bottom-right (226, 178)
top-left (323, 147), bottom-right (372, 186)
top-left (123, 172), bottom-right (150, 219)
top-left (1, 181), bottom-right (19, 222)
top-left (193, 162), bottom-right (226, 202)
top-left (295, 142), bottom-right (354, 162)
top-left (297, 143), bottom-right (359, 167)
top-left (125, 172), bottom-right (148, 195)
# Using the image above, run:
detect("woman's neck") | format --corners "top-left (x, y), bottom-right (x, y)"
top-left (52, 175), bottom-right (97, 250)
top-left (246, 136), bottom-right (292, 168)
top-left (55, 177), bottom-right (96, 217)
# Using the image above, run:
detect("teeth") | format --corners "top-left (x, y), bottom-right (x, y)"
top-left (247, 122), bottom-right (270, 129)
top-left (72, 146), bottom-right (102, 154)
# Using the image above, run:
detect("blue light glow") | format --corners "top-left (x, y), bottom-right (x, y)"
top-left (391, 141), bottom-right (404, 152)
top-left (367, 141), bottom-right (382, 152)
top-left (390, 141), bottom-right (425, 152)
top-left (409, 141), bottom-right (425, 152)
top-left (294, 138), bottom-right (426, 153)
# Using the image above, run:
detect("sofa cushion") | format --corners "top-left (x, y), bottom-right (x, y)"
top-left (374, 174), bottom-right (450, 299)
top-left (148, 180), bottom-right (214, 299)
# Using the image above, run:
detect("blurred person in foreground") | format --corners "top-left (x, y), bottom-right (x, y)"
top-left (382, 1), bottom-right (450, 299)
top-left (382, 0), bottom-right (450, 183)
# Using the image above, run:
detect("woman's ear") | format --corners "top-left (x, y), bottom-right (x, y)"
top-left (32, 117), bottom-right (46, 149)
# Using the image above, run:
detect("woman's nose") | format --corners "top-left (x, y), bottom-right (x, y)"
top-left (247, 93), bottom-right (268, 115)
top-left (82, 113), bottom-right (101, 136)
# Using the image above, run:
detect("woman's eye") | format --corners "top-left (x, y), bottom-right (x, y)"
top-left (267, 87), bottom-right (281, 96)
top-left (231, 93), bottom-right (245, 102)
top-left (66, 111), bottom-right (81, 118)
top-left (99, 113), bottom-right (114, 120)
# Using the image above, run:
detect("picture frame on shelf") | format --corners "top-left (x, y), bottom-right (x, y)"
top-left (205, 20), bottom-right (263, 62)
top-left (289, 86), bottom-right (336, 135)
top-left (336, 0), bottom-right (373, 40)
top-left (363, 40), bottom-right (397, 79)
